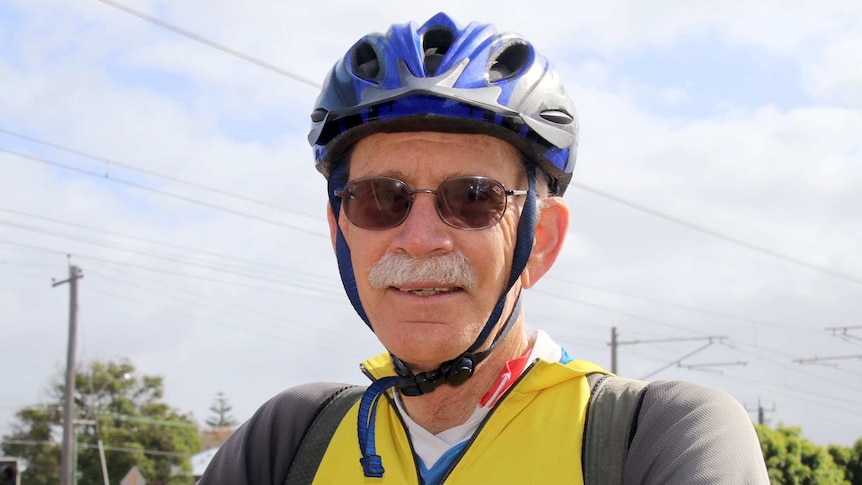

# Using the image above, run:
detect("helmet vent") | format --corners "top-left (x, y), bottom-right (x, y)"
top-left (351, 41), bottom-right (381, 81)
top-left (422, 27), bottom-right (454, 76)
top-left (539, 109), bottom-right (574, 125)
top-left (310, 108), bottom-right (328, 123)
top-left (488, 42), bottom-right (530, 82)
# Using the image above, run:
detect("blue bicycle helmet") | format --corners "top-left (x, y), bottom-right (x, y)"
top-left (308, 13), bottom-right (578, 478)
top-left (309, 11), bottom-right (578, 195)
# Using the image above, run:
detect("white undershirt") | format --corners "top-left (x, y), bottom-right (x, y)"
top-left (393, 330), bottom-right (562, 468)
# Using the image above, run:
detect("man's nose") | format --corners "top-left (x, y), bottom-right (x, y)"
top-left (390, 193), bottom-right (454, 257)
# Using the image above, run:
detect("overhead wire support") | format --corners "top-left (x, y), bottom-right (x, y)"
top-left (793, 355), bottom-right (862, 366)
top-left (679, 361), bottom-right (748, 375)
top-left (825, 326), bottom-right (862, 343)
top-left (609, 327), bottom-right (732, 378)
top-left (616, 335), bottom-right (728, 346)
top-left (638, 342), bottom-right (714, 380)
top-left (681, 361), bottom-right (748, 368)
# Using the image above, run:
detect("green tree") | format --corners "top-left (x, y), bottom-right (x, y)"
top-left (205, 392), bottom-right (237, 430)
top-left (1, 359), bottom-right (200, 485)
top-left (830, 438), bottom-right (862, 485)
top-left (757, 423), bottom-right (849, 485)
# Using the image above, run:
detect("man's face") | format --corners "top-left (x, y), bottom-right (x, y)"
top-left (331, 131), bottom-right (527, 371)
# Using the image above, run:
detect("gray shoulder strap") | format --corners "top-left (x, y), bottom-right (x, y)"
top-left (285, 385), bottom-right (366, 485)
top-left (582, 374), bottom-right (649, 485)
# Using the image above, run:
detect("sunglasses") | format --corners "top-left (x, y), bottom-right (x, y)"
top-left (335, 175), bottom-right (528, 230)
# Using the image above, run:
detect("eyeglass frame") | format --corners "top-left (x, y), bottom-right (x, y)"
top-left (333, 175), bottom-right (529, 231)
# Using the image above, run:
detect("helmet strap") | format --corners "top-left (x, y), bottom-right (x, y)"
top-left (330, 162), bottom-right (373, 329)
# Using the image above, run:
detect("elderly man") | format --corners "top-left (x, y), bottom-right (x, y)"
top-left (199, 13), bottom-right (769, 484)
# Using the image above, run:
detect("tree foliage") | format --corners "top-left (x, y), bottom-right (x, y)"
top-left (205, 392), bottom-right (237, 430)
top-left (1, 359), bottom-right (200, 485)
top-left (830, 438), bottom-right (862, 485)
top-left (757, 423), bottom-right (851, 485)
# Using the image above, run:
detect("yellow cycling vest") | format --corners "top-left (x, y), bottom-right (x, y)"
top-left (312, 353), bottom-right (608, 484)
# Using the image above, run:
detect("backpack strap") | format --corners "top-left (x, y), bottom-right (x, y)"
top-left (285, 385), bottom-right (366, 485)
top-left (582, 374), bottom-right (649, 485)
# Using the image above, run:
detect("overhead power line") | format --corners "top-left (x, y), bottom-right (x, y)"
top-left (15, 0), bottom-right (862, 296)
top-left (2, 439), bottom-right (189, 458)
top-left (0, 128), bottom-right (316, 219)
top-left (94, 0), bottom-right (321, 89)
top-left (10, 130), bottom-right (847, 322)
top-left (7, 124), bottom-right (856, 317)
top-left (1, 147), bottom-right (327, 238)
top-left (0, 218), bottom-right (334, 295)
top-left (533, 287), bottom-right (709, 337)
top-left (83, 269), bottom-right (354, 349)
top-left (571, 182), bottom-right (862, 287)
top-left (0, 207), bottom-right (328, 284)
top-left (0, 239), bottom-right (338, 299)
top-left (547, 276), bottom-right (816, 333)
top-left (89, 2), bottom-right (862, 289)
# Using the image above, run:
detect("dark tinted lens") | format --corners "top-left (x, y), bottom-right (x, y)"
top-left (343, 177), bottom-right (411, 229)
top-left (437, 177), bottom-right (507, 229)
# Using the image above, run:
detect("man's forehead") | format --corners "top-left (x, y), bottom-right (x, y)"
top-left (346, 131), bottom-right (525, 176)
top-left (352, 131), bottom-right (519, 152)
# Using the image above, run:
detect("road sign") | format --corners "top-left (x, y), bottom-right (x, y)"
top-left (120, 466), bottom-right (146, 485)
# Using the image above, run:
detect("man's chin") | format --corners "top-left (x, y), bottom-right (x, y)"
top-left (388, 347), bottom-right (467, 373)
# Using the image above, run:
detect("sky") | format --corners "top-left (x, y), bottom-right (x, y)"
top-left (1, 0), bottom-right (861, 453)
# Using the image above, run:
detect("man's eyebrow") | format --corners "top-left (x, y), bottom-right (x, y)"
top-left (378, 169), bottom-right (410, 180)
top-left (355, 169), bottom-right (414, 182)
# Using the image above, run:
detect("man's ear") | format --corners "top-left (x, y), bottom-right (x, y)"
top-left (520, 197), bottom-right (569, 289)
top-left (327, 202), bottom-right (339, 253)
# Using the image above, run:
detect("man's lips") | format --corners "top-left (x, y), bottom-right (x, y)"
top-left (394, 287), bottom-right (463, 296)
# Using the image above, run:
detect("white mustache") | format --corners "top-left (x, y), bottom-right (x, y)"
top-left (368, 252), bottom-right (476, 289)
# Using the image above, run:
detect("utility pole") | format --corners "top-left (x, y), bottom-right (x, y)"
top-left (53, 265), bottom-right (83, 485)
top-left (749, 398), bottom-right (775, 425)
top-left (610, 327), bottom-right (618, 374)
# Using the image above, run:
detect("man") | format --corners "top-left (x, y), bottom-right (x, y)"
top-left (200, 12), bottom-right (769, 484)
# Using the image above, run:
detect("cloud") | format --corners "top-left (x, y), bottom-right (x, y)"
top-left (805, 33), bottom-right (862, 107)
